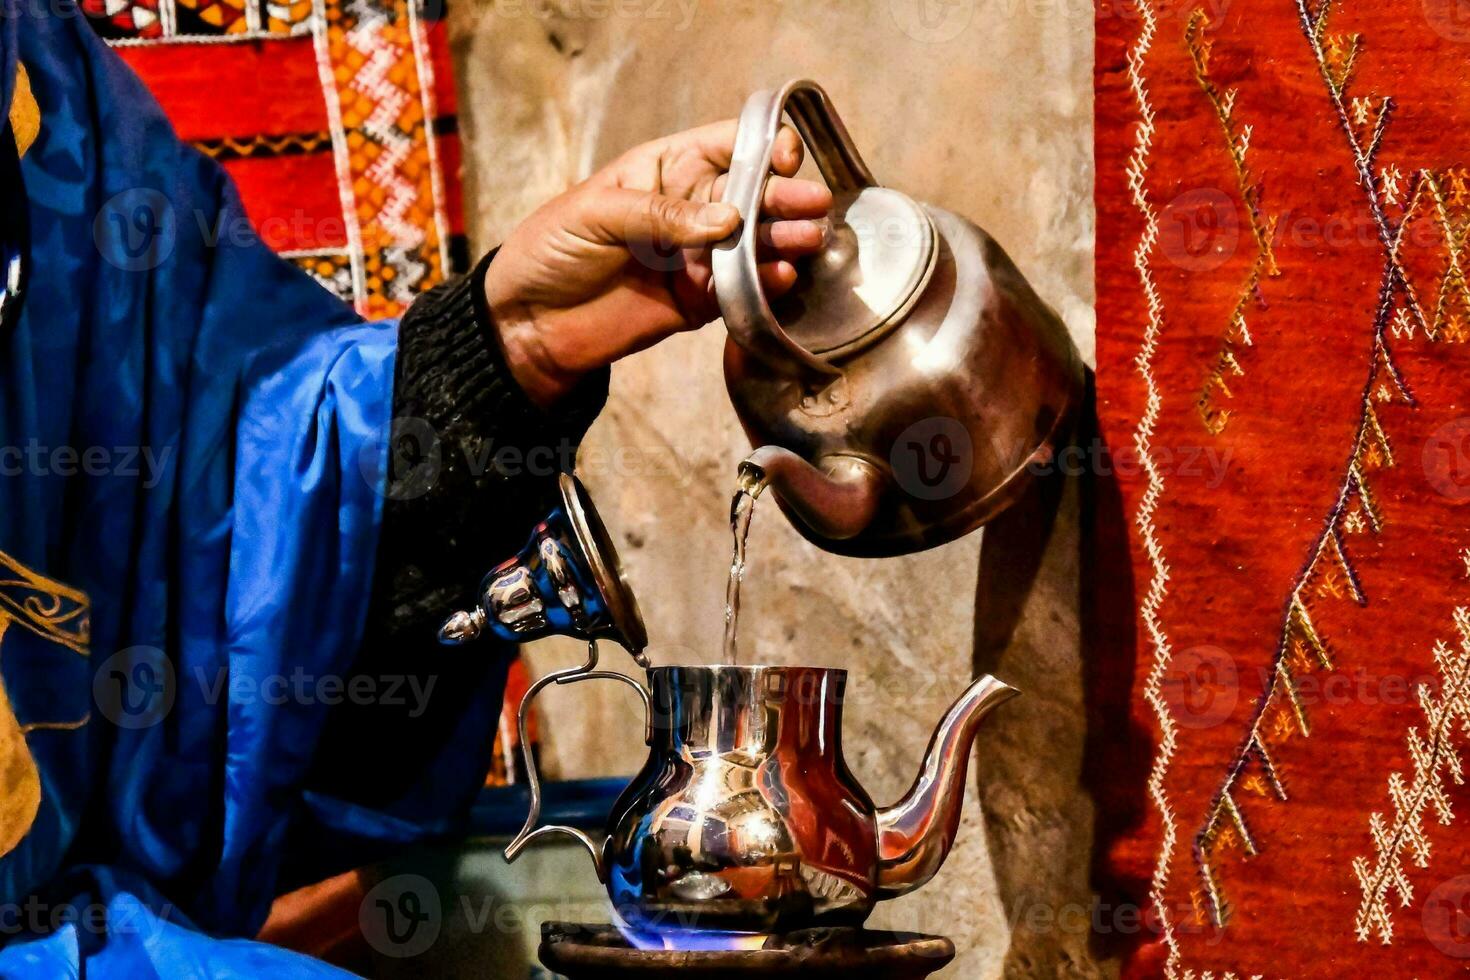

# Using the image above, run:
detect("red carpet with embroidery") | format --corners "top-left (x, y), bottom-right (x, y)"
top-left (1095, 0), bottom-right (1470, 974)
top-left (85, 0), bottom-right (468, 318)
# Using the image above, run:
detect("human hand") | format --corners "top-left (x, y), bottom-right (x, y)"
top-left (483, 121), bottom-right (832, 407)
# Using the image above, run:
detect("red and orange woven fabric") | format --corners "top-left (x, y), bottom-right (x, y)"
top-left (1095, 0), bottom-right (1470, 974)
top-left (84, 0), bottom-right (467, 318)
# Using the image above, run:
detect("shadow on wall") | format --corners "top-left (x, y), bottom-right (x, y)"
top-left (972, 371), bottom-right (1147, 976)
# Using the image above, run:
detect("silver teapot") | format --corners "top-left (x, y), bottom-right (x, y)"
top-left (505, 655), bottom-right (1017, 948)
top-left (716, 80), bottom-right (1083, 556)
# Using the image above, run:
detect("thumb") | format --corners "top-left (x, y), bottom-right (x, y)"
top-left (579, 188), bottom-right (741, 250)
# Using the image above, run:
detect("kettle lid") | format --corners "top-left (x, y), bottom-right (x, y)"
top-left (714, 79), bottom-right (938, 379)
top-left (778, 186), bottom-right (937, 360)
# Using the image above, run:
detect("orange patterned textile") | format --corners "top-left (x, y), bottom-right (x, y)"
top-left (85, 0), bottom-right (467, 318)
top-left (1094, 0), bottom-right (1470, 974)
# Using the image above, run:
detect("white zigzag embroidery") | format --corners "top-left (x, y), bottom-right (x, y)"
top-left (1125, 0), bottom-right (1181, 973)
top-left (1353, 606), bottom-right (1470, 943)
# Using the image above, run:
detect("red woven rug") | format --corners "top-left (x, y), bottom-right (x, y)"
top-left (84, 0), bottom-right (468, 317)
top-left (1095, 0), bottom-right (1470, 974)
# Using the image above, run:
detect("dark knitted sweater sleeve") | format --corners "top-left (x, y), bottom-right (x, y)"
top-left (368, 249), bottom-right (610, 638)
top-left (299, 252), bottom-right (609, 815)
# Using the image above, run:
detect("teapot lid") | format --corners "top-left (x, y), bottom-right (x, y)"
top-left (776, 186), bottom-right (937, 360)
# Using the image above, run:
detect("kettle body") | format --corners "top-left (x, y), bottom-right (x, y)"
top-left (716, 81), bottom-right (1083, 557)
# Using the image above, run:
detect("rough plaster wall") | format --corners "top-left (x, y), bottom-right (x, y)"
top-left (447, 1), bottom-right (1098, 975)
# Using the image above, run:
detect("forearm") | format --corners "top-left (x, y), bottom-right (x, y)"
top-left (297, 253), bottom-right (609, 830)
top-left (371, 249), bottom-right (611, 638)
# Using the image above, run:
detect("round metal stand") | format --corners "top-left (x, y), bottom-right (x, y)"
top-left (539, 922), bottom-right (956, 979)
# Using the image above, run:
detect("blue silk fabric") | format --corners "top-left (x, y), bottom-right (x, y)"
top-left (0, 8), bottom-right (496, 976)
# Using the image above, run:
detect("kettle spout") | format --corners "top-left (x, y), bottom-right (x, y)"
top-left (741, 446), bottom-right (886, 542)
top-left (875, 674), bottom-right (1019, 899)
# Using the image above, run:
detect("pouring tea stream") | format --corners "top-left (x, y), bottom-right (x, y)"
top-left (722, 464), bottom-right (769, 666)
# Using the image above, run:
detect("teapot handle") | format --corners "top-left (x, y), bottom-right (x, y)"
top-left (713, 79), bottom-right (875, 380)
top-left (503, 641), bottom-right (651, 883)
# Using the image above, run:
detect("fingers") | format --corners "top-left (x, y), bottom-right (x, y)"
top-left (679, 221), bottom-right (820, 327)
top-left (659, 119), bottom-right (806, 174)
top-left (579, 188), bottom-right (741, 249)
top-left (659, 119), bottom-right (739, 170)
top-left (761, 218), bottom-right (825, 254)
top-left (678, 257), bottom-right (799, 328)
top-left (758, 259), bottom-right (799, 297)
top-left (602, 120), bottom-right (815, 215)
top-left (712, 174), bottom-right (832, 218)
top-left (764, 175), bottom-right (832, 217)
top-left (771, 126), bottom-right (805, 177)
top-left (576, 181), bottom-right (825, 261)
top-left (689, 258), bottom-right (799, 318)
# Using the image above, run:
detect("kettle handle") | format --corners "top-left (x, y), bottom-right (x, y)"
top-left (714, 79), bottom-right (875, 380)
top-left (503, 641), bottom-right (651, 883)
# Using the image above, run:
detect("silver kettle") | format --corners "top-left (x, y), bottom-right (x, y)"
top-left (716, 79), bottom-right (1083, 557)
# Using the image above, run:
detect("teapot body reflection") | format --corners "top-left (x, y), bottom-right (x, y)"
top-left (505, 661), bottom-right (1016, 948)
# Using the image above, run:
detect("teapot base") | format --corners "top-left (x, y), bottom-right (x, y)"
top-left (540, 921), bottom-right (956, 979)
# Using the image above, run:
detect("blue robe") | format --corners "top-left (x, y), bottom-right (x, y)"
top-left (0, 7), bottom-right (506, 975)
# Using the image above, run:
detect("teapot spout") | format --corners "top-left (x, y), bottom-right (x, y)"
top-left (875, 675), bottom-right (1019, 899)
top-left (740, 446), bottom-right (886, 542)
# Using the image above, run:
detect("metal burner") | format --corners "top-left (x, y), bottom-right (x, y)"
top-left (539, 922), bottom-right (955, 979)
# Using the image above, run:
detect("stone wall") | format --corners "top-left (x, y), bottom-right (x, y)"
top-left (445, 1), bottom-right (1100, 974)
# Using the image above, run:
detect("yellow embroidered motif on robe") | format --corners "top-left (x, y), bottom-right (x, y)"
top-left (0, 548), bottom-right (91, 860)
top-left (9, 64), bottom-right (38, 158)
